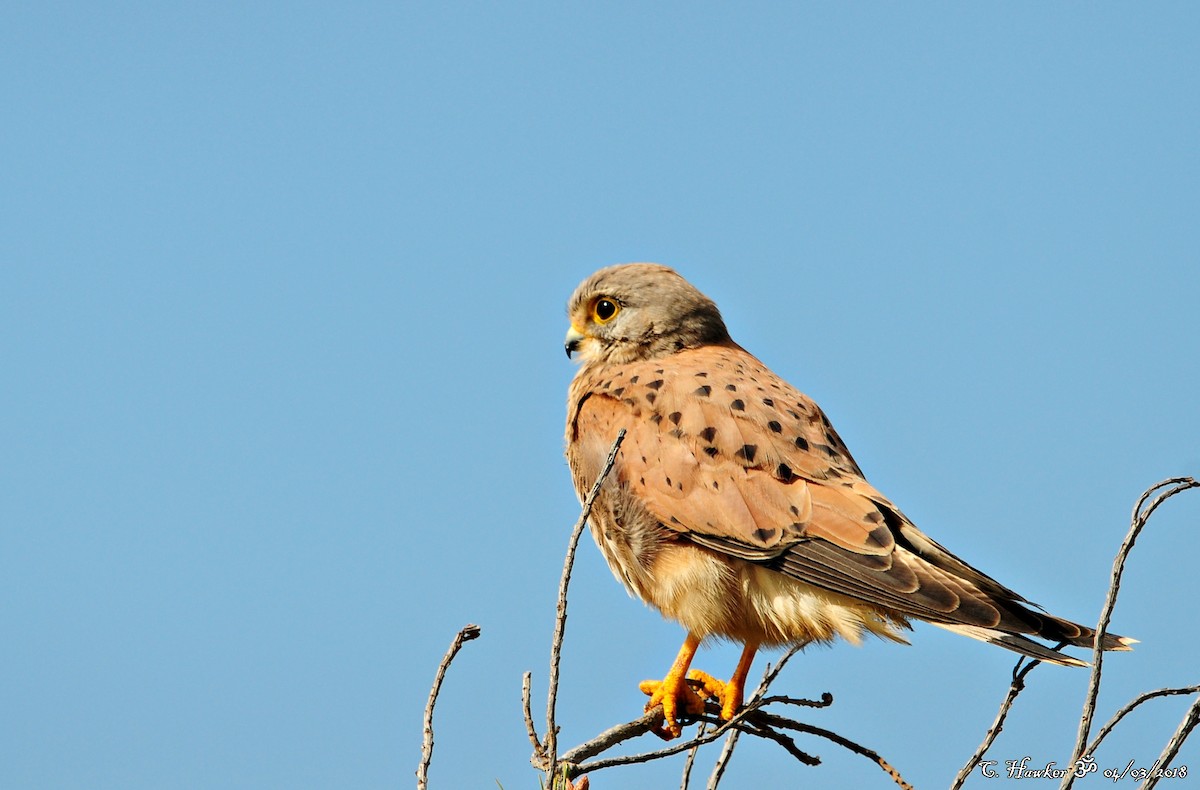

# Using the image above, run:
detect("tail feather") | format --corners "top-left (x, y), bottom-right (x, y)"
top-left (934, 620), bottom-right (1135, 666)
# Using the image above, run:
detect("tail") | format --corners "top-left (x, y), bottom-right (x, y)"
top-left (934, 616), bottom-right (1136, 667)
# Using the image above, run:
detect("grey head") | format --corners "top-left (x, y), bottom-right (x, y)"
top-left (565, 263), bottom-right (732, 366)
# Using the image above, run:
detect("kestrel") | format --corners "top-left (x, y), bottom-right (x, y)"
top-left (563, 263), bottom-right (1133, 738)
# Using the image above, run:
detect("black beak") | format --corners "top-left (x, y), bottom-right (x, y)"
top-left (564, 326), bottom-right (586, 359)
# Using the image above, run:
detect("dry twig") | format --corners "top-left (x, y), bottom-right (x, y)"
top-left (948, 477), bottom-right (1200, 789)
top-left (1144, 693), bottom-right (1200, 789)
top-left (1064, 476), bottom-right (1199, 790)
top-left (704, 722), bottom-right (740, 789)
top-left (702, 647), bottom-right (802, 789)
top-left (750, 709), bottom-right (912, 789)
top-left (1084, 685), bottom-right (1200, 759)
top-left (678, 721), bottom-right (707, 790)
top-left (417, 623), bottom-right (481, 790)
top-left (951, 653), bottom-right (1048, 789)
top-left (522, 671), bottom-right (542, 760)
top-left (541, 429), bottom-right (627, 783)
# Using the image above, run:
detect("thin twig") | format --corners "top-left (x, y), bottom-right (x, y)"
top-left (753, 645), bottom-right (804, 697)
top-left (950, 654), bottom-right (1044, 789)
top-left (737, 718), bottom-right (819, 764)
top-left (679, 721), bottom-right (707, 790)
top-left (574, 716), bottom-right (722, 773)
top-left (560, 707), bottom-right (669, 766)
top-left (523, 671), bottom-right (543, 760)
top-left (1084, 685), bottom-right (1200, 758)
top-left (1144, 694), bottom-right (1200, 790)
top-left (544, 429), bottom-right (627, 782)
top-left (417, 624), bottom-right (481, 790)
top-left (705, 727), bottom-right (740, 790)
top-left (707, 646), bottom-right (803, 789)
top-left (749, 710), bottom-right (913, 789)
top-left (1065, 477), bottom-right (1199, 789)
top-left (753, 693), bottom-right (836, 710)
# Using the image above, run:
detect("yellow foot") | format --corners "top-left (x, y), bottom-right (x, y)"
top-left (686, 669), bottom-right (745, 721)
top-left (639, 675), bottom-right (707, 739)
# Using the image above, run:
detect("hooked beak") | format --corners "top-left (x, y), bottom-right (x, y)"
top-left (564, 324), bottom-right (587, 358)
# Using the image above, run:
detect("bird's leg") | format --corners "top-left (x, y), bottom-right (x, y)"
top-left (721, 641), bottom-right (758, 720)
top-left (638, 632), bottom-right (706, 738)
top-left (687, 641), bottom-right (759, 720)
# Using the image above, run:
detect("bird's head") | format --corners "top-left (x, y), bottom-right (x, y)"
top-left (565, 263), bottom-right (731, 365)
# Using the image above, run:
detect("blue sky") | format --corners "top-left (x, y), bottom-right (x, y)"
top-left (3, 4), bottom-right (1198, 788)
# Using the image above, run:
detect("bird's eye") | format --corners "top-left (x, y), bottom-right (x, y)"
top-left (592, 298), bottom-right (619, 323)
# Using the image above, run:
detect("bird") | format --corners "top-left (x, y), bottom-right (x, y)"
top-left (563, 263), bottom-right (1133, 738)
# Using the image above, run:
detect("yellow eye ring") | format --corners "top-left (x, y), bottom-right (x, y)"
top-left (592, 298), bottom-right (620, 323)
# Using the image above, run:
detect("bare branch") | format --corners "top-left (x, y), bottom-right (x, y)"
top-left (558, 686), bottom-right (914, 790)
top-left (678, 720), bottom-right (707, 790)
top-left (522, 671), bottom-right (544, 761)
top-left (749, 710), bottom-right (912, 789)
top-left (705, 646), bottom-right (804, 788)
top-left (1084, 685), bottom-right (1200, 758)
top-left (753, 693), bottom-right (836, 710)
top-left (737, 718), bottom-right (819, 765)
top-left (1144, 693), bottom-right (1200, 789)
top-left (751, 645), bottom-right (804, 698)
top-left (704, 725), bottom-right (739, 790)
top-left (560, 707), bottom-right (667, 765)
top-left (544, 429), bottom-right (627, 781)
top-left (1065, 476), bottom-right (1199, 786)
top-left (417, 624), bottom-right (481, 790)
top-left (950, 654), bottom-right (1045, 789)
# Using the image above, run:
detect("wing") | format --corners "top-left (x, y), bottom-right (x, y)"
top-left (567, 343), bottom-right (1126, 659)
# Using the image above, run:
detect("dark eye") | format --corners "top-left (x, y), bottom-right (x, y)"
top-left (592, 298), bottom-right (619, 323)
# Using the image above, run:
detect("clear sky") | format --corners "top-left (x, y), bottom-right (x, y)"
top-left (3, 4), bottom-right (1198, 789)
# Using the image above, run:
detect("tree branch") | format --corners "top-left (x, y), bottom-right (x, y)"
top-left (950, 654), bottom-right (1046, 789)
top-left (1064, 476), bottom-right (1199, 789)
top-left (678, 720), bottom-right (707, 790)
top-left (747, 709), bottom-right (912, 789)
top-left (522, 671), bottom-right (543, 761)
top-left (1144, 693), bottom-right (1200, 789)
top-left (543, 429), bottom-right (627, 783)
top-left (703, 646), bottom-right (803, 788)
top-left (417, 624), bottom-right (481, 790)
top-left (1084, 685), bottom-right (1200, 759)
top-left (703, 722), bottom-right (738, 789)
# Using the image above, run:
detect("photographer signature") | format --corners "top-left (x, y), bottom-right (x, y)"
top-left (977, 755), bottom-right (1187, 781)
